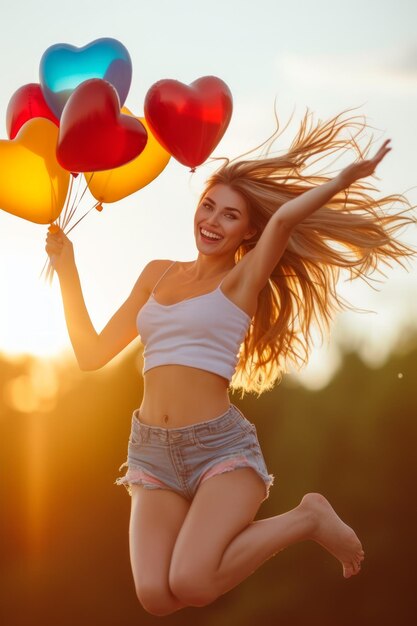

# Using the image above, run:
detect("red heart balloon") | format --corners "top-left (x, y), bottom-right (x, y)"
top-left (57, 78), bottom-right (147, 172)
top-left (6, 83), bottom-right (59, 139)
top-left (144, 76), bottom-right (233, 169)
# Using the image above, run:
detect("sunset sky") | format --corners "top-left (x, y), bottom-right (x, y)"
top-left (1, 0), bottom-right (416, 388)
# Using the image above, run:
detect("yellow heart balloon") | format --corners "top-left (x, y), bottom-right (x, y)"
top-left (85, 109), bottom-right (171, 203)
top-left (0, 118), bottom-right (70, 224)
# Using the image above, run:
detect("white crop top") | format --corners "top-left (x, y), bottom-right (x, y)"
top-left (137, 261), bottom-right (252, 382)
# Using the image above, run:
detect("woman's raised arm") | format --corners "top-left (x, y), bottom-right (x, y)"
top-left (276, 139), bottom-right (392, 229)
top-left (233, 139), bottom-right (393, 295)
top-left (45, 227), bottom-right (155, 370)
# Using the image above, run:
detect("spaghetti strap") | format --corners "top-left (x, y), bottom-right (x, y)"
top-left (217, 272), bottom-right (230, 289)
top-left (151, 261), bottom-right (177, 294)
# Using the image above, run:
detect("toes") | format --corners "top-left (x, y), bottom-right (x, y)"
top-left (344, 558), bottom-right (362, 578)
top-left (343, 563), bottom-right (354, 578)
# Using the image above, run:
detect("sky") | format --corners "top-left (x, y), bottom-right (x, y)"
top-left (1, 0), bottom-right (416, 389)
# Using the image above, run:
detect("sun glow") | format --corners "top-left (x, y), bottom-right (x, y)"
top-left (2, 257), bottom-right (71, 358)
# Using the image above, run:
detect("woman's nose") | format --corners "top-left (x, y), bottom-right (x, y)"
top-left (206, 213), bottom-right (220, 225)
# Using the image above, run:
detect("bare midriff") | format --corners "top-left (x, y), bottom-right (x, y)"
top-left (138, 364), bottom-right (232, 428)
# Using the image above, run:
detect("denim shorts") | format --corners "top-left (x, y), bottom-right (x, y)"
top-left (115, 403), bottom-right (274, 502)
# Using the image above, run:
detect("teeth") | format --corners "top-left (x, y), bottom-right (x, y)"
top-left (201, 228), bottom-right (222, 240)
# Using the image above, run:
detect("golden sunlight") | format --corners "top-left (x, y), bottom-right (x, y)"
top-left (3, 359), bottom-right (60, 414)
top-left (24, 412), bottom-right (47, 556)
top-left (3, 259), bottom-right (69, 358)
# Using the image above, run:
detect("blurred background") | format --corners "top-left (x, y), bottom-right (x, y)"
top-left (1, 344), bottom-right (416, 625)
top-left (1, 1), bottom-right (416, 624)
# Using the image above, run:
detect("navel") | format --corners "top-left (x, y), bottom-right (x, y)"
top-left (163, 414), bottom-right (169, 424)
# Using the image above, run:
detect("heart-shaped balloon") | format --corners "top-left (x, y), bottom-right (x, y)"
top-left (6, 83), bottom-right (59, 140)
top-left (144, 76), bottom-right (233, 169)
top-left (0, 118), bottom-right (70, 224)
top-left (85, 108), bottom-right (171, 203)
top-left (57, 79), bottom-right (148, 173)
top-left (40, 37), bottom-right (132, 118)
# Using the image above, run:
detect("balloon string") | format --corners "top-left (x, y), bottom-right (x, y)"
top-left (59, 172), bottom-right (94, 233)
top-left (46, 259), bottom-right (53, 286)
top-left (41, 199), bottom-right (100, 285)
top-left (65, 200), bottom-right (100, 235)
top-left (41, 173), bottom-right (96, 284)
top-left (59, 173), bottom-right (75, 231)
top-left (74, 173), bottom-right (95, 214)
top-left (38, 256), bottom-right (49, 281)
top-left (40, 175), bottom-right (76, 283)
top-left (62, 173), bottom-right (85, 231)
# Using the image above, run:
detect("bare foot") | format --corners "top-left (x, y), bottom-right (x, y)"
top-left (300, 493), bottom-right (365, 578)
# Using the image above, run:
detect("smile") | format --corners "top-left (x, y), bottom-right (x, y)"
top-left (200, 227), bottom-right (223, 241)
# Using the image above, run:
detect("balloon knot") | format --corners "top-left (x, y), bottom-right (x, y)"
top-left (48, 223), bottom-right (60, 233)
top-left (96, 203), bottom-right (104, 212)
top-left (189, 167), bottom-right (196, 173)
top-left (71, 172), bottom-right (79, 178)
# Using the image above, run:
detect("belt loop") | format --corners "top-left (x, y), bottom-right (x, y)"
top-left (190, 428), bottom-right (197, 445)
top-left (141, 427), bottom-right (149, 444)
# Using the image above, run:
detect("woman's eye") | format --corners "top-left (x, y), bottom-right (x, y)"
top-left (201, 203), bottom-right (236, 219)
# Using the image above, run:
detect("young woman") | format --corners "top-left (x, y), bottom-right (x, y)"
top-left (45, 108), bottom-right (415, 616)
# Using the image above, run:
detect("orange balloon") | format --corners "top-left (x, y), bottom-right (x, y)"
top-left (85, 109), bottom-right (170, 203)
top-left (0, 118), bottom-right (70, 224)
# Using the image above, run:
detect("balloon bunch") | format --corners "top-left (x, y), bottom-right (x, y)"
top-left (0, 37), bottom-right (233, 282)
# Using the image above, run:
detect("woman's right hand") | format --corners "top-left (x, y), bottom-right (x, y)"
top-left (45, 225), bottom-right (75, 275)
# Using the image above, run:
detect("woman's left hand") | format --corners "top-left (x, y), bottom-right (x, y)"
top-left (336, 139), bottom-right (392, 189)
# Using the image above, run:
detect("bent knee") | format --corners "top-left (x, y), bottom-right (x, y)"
top-left (136, 584), bottom-right (182, 616)
top-left (169, 572), bottom-right (217, 607)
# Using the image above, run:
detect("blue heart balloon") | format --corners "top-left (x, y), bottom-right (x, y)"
top-left (40, 37), bottom-right (132, 118)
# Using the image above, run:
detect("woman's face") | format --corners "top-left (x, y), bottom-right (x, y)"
top-left (194, 184), bottom-right (257, 254)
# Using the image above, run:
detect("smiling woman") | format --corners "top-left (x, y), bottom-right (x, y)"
top-left (41, 103), bottom-right (417, 614)
top-left (1, 1), bottom-right (417, 621)
top-left (195, 185), bottom-right (256, 252)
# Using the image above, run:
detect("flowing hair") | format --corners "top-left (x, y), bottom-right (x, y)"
top-left (200, 105), bottom-right (417, 398)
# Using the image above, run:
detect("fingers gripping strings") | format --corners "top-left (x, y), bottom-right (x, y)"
top-left (40, 173), bottom-right (102, 284)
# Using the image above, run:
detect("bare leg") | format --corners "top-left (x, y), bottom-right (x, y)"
top-left (129, 485), bottom-right (191, 615)
top-left (169, 470), bottom-right (364, 606)
top-left (215, 493), bottom-right (364, 597)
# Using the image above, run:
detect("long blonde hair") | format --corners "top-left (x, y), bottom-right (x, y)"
top-left (201, 106), bottom-right (416, 398)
